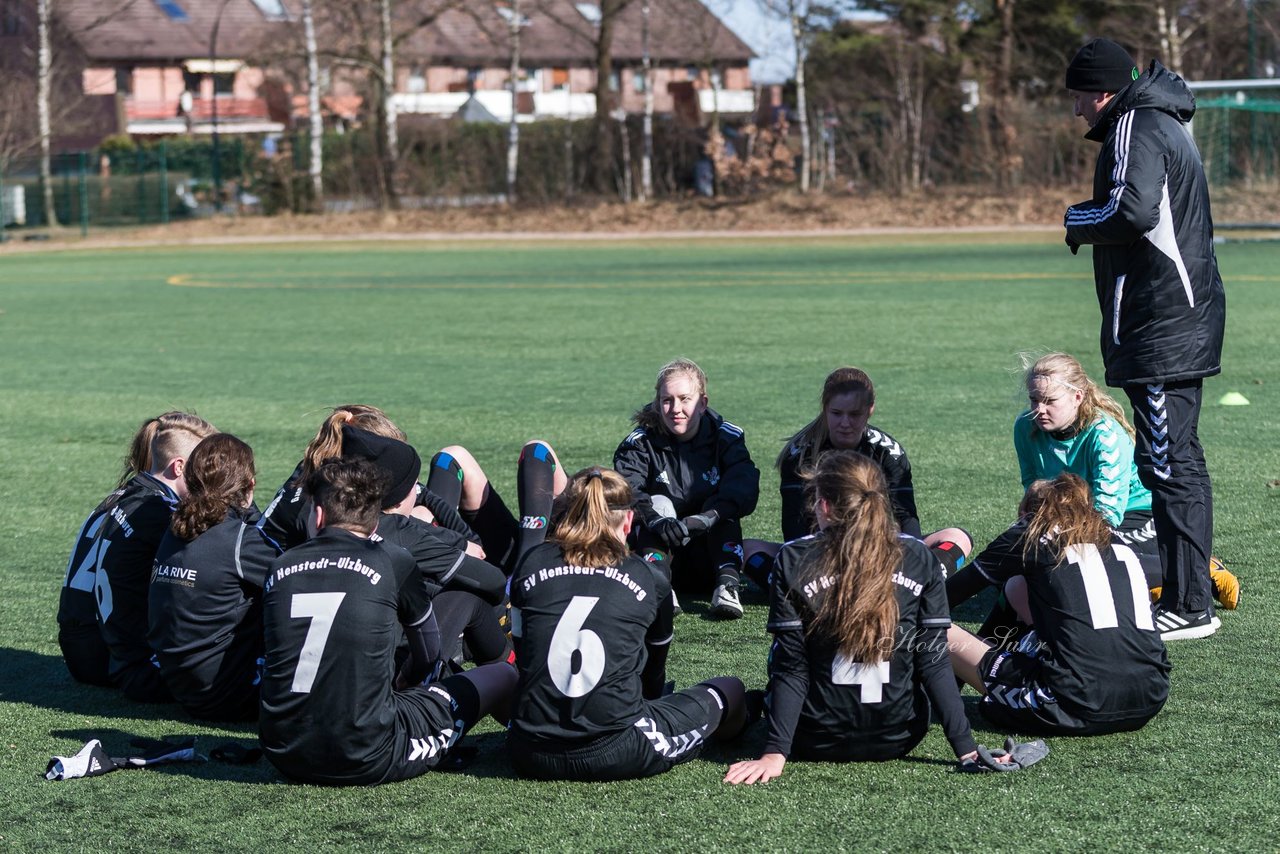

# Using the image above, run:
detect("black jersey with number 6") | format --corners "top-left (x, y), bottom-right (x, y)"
top-left (765, 533), bottom-right (976, 759)
top-left (148, 507), bottom-right (280, 719)
top-left (259, 527), bottom-right (434, 784)
top-left (60, 473), bottom-right (178, 679)
top-left (509, 542), bottom-right (672, 746)
top-left (970, 525), bottom-right (1171, 722)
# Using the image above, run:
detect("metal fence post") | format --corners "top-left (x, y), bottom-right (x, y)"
top-left (160, 140), bottom-right (170, 225)
top-left (78, 151), bottom-right (89, 236)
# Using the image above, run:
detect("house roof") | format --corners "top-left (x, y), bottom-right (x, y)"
top-left (399, 0), bottom-right (754, 67)
top-left (56, 0), bottom-right (290, 63)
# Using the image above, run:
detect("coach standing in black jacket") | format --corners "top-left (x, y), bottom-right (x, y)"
top-left (1063, 38), bottom-right (1227, 640)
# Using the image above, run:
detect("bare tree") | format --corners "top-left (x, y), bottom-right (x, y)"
top-left (506, 0), bottom-right (523, 202)
top-left (302, 0), bottom-right (323, 207)
top-left (37, 0), bottom-right (58, 225)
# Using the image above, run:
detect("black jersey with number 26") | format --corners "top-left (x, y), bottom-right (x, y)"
top-left (60, 473), bottom-right (177, 674)
top-left (509, 542), bottom-right (672, 745)
top-left (259, 527), bottom-right (434, 784)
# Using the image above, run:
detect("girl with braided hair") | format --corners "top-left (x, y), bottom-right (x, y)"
top-left (149, 434), bottom-right (280, 720)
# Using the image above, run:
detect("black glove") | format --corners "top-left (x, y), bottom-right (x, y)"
top-left (648, 517), bottom-right (689, 551)
top-left (681, 509), bottom-right (720, 535)
top-left (1066, 235), bottom-right (1080, 255)
top-left (958, 737), bottom-right (1049, 772)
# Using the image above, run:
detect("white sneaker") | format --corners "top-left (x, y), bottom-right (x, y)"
top-left (710, 584), bottom-right (743, 619)
top-left (1153, 605), bottom-right (1220, 640)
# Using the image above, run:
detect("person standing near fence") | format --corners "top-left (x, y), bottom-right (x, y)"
top-left (1062, 38), bottom-right (1228, 640)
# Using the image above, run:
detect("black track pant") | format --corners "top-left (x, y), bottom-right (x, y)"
top-left (1124, 380), bottom-right (1214, 614)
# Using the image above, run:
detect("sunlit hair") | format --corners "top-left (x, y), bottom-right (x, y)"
top-left (1019, 473), bottom-right (1113, 561)
top-left (1023, 352), bottom-right (1133, 438)
top-left (776, 367), bottom-right (875, 470)
top-left (801, 450), bottom-right (900, 663)
top-left (306, 458), bottom-right (387, 535)
top-left (120, 411), bottom-right (217, 487)
top-left (170, 434), bottom-right (256, 541)
top-left (633, 358), bottom-right (708, 433)
top-left (551, 467), bottom-right (633, 568)
top-left (298, 404), bottom-right (405, 483)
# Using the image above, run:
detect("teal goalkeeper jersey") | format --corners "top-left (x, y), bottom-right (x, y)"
top-left (1013, 411), bottom-right (1151, 527)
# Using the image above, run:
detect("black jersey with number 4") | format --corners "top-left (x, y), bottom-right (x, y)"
top-left (259, 527), bottom-right (435, 785)
top-left (59, 473), bottom-right (178, 677)
top-left (148, 507), bottom-right (280, 718)
top-left (766, 533), bottom-right (976, 758)
top-left (972, 525), bottom-right (1171, 722)
top-left (509, 541), bottom-right (672, 746)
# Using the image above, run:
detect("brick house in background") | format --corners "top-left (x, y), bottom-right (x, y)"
top-left (4, 0), bottom-right (754, 154)
top-left (60, 0), bottom-right (294, 140)
top-left (388, 0), bottom-right (755, 123)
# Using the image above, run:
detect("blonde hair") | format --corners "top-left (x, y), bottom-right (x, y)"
top-left (120, 411), bottom-right (217, 486)
top-left (298, 404), bottom-right (405, 482)
top-left (802, 451), bottom-right (901, 664)
top-left (1023, 352), bottom-right (1133, 438)
top-left (551, 467), bottom-right (633, 568)
top-left (633, 358), bottom-right (707, 433)
top-left (1020, 474), bottom-right (1113, 562)
top-left (776, 366), bottom-right (875, 470)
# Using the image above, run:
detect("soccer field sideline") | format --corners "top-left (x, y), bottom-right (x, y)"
top-left (0, 234), bottom-right (1276, 850)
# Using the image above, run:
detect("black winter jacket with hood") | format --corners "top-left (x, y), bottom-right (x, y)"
top-left (1065, 60), bottom-right (1225, 387)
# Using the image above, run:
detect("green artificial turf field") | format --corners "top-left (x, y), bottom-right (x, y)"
top-left (0, 233), bottom-right (1276, 851)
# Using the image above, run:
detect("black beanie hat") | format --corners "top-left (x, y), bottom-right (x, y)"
top-left (1065, 38), bottom-right (1138, 93)
top-left (340, 425), bottom-right (421, 509)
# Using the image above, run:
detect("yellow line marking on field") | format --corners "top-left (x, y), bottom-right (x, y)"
top-left (165, 269), bottom-right (1097, 290)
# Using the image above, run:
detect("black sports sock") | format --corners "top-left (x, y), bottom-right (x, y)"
top-left (463, 484), bottom-right (520, 572)
top-left (742, 551), bottom-right (774, 590)
top-left (426, 450), bottom-right (465, 510)
top-left (514, 441), bottom-right (557, 563)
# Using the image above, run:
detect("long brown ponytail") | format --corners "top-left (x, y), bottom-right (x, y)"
top-left (552, 467), bottom-right (633, 568)
top-left (297, 404), bottom-right (405, 483)
top-left (1019, 473), bottom-right (1113, 561)
top-left (802, 450), bottom-right (901, 663)
top-left (170, 434), bottom-right (256, 541)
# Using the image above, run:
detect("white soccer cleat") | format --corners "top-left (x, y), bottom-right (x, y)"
top-left (710, 584), bottom-right (743, 620)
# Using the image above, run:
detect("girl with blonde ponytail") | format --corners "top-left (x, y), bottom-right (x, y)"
top-left (726, 451), bottom-right (985, 785)
top-left (149, 434), bottom-right (281, 721)
top-left (508, 467), bottom-right (749, 782)
top-left (58, 410), bottom-right (217, 696)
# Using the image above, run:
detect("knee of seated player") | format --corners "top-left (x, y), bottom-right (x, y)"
top-left (924, 527), bottom-right (972, 556)
top-left (649, 494), bottom-right (679, 520)
top-left (519, 439), bottom-right (568, 494)
top-left (439, 445), bottom-right (490, 508)
top-left (742, 539), bottom-right (780, 562)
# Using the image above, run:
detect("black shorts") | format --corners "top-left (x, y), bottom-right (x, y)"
top-left (508, 684), bottom-right (726, 782)
top-left (378, 675), bottom-right (484, 785)
top-left (113, 658), bottom-right (174, 704)
top-left (791, 702), bottom-right (929, 763)
top-left (977, 638), bottom-right (1156, 736)
top-left (58, 622), bottom-right (112, 687)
